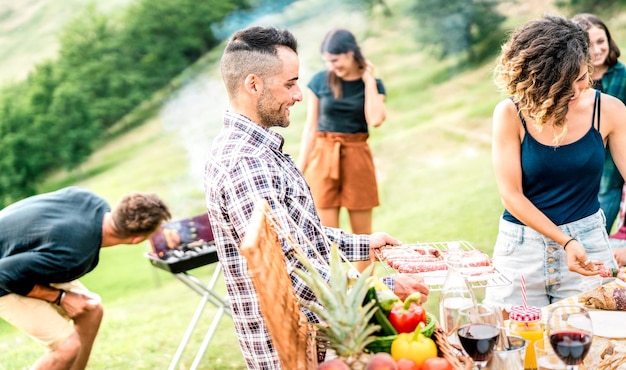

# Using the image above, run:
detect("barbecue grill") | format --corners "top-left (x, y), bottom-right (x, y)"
top-left (145, 213), bottom-right (231, 370)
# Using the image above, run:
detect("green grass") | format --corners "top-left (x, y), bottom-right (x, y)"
top-left (4, 0), bottom-right (626, 368)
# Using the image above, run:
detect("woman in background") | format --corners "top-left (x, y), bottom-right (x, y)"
top-left (484, 15), bottom-right (625, 310)
top-left (573, 13), bottom-right (626, 235)
top-left (298, 29), bottom-right (386, 272)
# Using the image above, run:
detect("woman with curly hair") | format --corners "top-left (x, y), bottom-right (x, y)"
top-left (483, 15), bottom-right (626, 310)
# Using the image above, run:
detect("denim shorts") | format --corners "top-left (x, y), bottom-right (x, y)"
top-left (484, 210), bottom-right (617, 309)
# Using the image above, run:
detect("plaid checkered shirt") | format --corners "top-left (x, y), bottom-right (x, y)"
top-left (204, 111), bottom-right (371, 369)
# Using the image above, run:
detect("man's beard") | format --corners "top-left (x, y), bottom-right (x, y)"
top-left (257, 90), bottom-right (289, 128)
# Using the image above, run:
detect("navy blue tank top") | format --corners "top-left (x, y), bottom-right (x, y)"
top-left (503, 91), bottom-right (604, 225)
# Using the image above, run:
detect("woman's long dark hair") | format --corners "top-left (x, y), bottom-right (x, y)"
top-left (320, 29), bottom-right (366, 99)
top-left (572, 13), bottom-right (620, 68)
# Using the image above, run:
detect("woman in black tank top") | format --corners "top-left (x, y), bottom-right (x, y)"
top-left (485, 15), bottom-right (626, 310)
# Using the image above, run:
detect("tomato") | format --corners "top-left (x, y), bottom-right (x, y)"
top-left (396, 358), bottom-right (420, 370)
top-left (420, 357), bottom-right (453, 370)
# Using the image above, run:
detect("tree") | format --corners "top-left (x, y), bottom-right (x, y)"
top-left (0, 0), bottom-right (255, 203)
top-left (342, 0), bottom-right (393, 16)
top-left (555, 0), bottom-right (626, 14)
top-left (410, 0), bottom-right (505, 63)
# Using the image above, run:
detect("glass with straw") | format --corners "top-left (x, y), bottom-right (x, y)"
top-left (509, 274), bottom-right (543, 370)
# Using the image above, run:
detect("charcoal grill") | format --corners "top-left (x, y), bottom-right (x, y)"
top-left (145, 213), bottom-right (231, 370)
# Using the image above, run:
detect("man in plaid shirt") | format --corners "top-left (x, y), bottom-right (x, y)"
top-left (204, 26), bottom-right (428, 369)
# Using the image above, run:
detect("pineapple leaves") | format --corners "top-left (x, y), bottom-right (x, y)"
top-left (292, 244), bottom-right (382, 356)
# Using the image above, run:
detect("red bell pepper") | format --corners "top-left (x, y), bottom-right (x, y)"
top-left (387, 292), bottom-right (426, 333)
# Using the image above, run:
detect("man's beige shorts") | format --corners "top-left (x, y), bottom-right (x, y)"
top-left (0, 281), bottom-right (88, 351)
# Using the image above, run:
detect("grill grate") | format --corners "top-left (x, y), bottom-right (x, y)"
top-left (374, 240), bottom-right (511, 291)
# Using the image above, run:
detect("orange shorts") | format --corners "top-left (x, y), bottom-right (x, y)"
top-left (305, 132), bottom-right (379, 210)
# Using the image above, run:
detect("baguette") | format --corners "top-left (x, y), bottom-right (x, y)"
top-left (578, 286), bottom-right (626, 310)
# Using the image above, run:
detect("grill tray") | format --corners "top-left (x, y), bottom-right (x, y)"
top-left (375, 240), bottom-right (511, 291)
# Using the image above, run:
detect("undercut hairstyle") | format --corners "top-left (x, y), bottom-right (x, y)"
top-left (321, 28), bottom-right (366, 99)
top-left (220, 26), bottom-right (298, 99)
top-left (495, 15), bottom-right (592, 142)
top-left (572, 13), bottom-right (621, 67)
top-left (111, 192), bottom-right (171, 238)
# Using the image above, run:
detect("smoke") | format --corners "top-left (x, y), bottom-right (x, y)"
top-left (211, 0), bottom-right (300, 40)
top-left (158, 0), bottom-right (368, 191)
top-left (159, 75), bottom-right (228, 187)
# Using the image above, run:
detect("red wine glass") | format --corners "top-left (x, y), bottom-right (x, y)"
top-left (546, 305), bottom-right (593, 370)
top-left (457, 304), bottom-right (499, 369)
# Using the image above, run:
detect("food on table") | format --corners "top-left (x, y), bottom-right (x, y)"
top-left (378, 244), bottom-right (493, 275)
top-left (365, 284), bottom-right (398, 336)
top-left (366, 276), bottom-right (401, 314)
top-left (387, 292), bottom-right (426, 334)
top-left (317, 358), bottom-right (350, 370)
top-left (421, 357), bottom-right (454, 370)
top-left (396, 358), bottom-right (420, 370)
top-left (390, 326), bottom-right (438, 366)
top-left (597, 265), bottom-right (626, 278)
top-left (578, 285), bottom-right (626, 310)
top-left (363, 352), bottom-right (396, 370)
top-left (583, 336), bottom-right (626, 370)
top-left (294, 245), bottom-right (380, 370)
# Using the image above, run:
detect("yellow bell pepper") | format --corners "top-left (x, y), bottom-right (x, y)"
top-left (390, 324), bottom-right (438, 366)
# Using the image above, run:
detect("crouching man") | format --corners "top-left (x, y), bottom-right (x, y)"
top-left (0, 187), bottom-right (171, 369)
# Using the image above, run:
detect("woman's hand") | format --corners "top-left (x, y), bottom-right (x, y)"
top-left (614, 247), bottom-right (626, 267)
top-left (361, 59), bottom-right (375, 83)
top-left (565, 239), bottom-right (600, 276)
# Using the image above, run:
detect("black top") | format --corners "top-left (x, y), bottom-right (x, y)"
top-left (0, 187), bottom-right (109, 297)
top-left (308, 70), bottom-right (385, 133)
top-left (503, 91), bottom-right (604, 225)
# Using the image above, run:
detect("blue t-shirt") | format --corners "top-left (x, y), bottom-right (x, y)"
top-left (308, 70), bottom-right (385, 133)
top-left (0, 187), bottom-right (109, 297)
top-left (503, 91), bottom-right (604, 225)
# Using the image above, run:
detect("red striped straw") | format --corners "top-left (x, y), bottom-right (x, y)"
top-left (521, 274), bottom-right (527, 310)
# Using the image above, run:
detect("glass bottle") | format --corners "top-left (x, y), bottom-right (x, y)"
top-left (438, 242), bottom-right (477, 346)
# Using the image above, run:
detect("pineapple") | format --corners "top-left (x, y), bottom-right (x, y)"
top-left (293, 245), bottom-right (381, 370)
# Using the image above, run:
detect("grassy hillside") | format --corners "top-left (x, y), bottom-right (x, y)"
top-left (2, 0), bottom-right (626, 368)
top-left (0, 0), bottom-right (133, 86)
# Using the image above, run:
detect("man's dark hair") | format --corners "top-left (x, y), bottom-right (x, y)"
top-left (220, 26), bottom-right (298, 98)
top-left (572, 13), bottom-right (621, 67)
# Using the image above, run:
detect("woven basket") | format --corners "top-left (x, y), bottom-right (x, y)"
top-left (431, 327), bottom-right (474, 370)
top-left (240, 200), bottom-right (318, 369)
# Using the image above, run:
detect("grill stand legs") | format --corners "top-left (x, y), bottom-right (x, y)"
top-left (167, 263), bottom-right (231, 370)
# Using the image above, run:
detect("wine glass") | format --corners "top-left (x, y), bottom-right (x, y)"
top-left (545, 305), bottom-right (593, 370)
top-left (457, 303), bottom-right (500, 369)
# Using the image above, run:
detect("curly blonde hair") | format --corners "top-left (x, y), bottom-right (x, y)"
top-left (111, 192), bottom-right (171, 238)
top-left (495, 15), bottom-right (592, 143)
